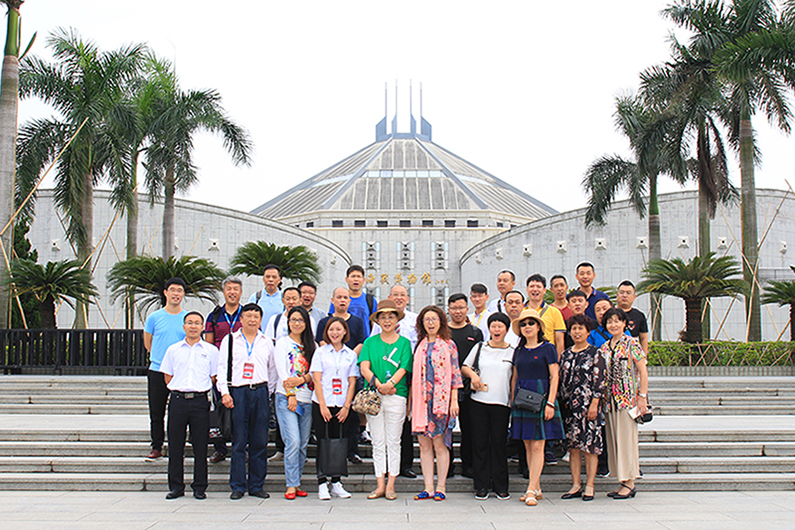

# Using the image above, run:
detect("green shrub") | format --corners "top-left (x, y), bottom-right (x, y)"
top-left (647, 341), bottom-right (795, 366)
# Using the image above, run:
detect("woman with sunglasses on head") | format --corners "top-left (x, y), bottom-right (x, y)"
top-left (510, 308), bottom-right (564, 506)
top-left (273, 306), bottom-right (316, 500)
top-left (598, 307), bottom-right (648, 500)
top-left (358, 300), bottom-right (413, 501)
top-left (310, 317), bottom-right (359, 500)
top-left (411, 305), bottom-right (463, 502)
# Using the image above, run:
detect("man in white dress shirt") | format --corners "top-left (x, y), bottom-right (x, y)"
top-left (217, 303), bottom-right (273, 500)
top-left (160, 311), bottom-right (219, 500)
top-left (486, 269), bottom-right (516, 314)
top-left (502, 290), bottom-right (526, 347)
top-left (468, 283), bottom-right (494, 338)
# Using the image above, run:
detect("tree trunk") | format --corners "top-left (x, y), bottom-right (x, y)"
top-left (125, 158), bottom-right (139, 328)
top-left (740, 114), bottom-right (761, 341)
top-left (0, 6), bottom-right (20, 329)
top-left (648, 174), bottom-right (662, 341)
top-left (162, 172), bottom-right (175, 259)
top-left (40, 295), bottom-right (56, 329)
top-left (74, 170), bottom-right (93, 329)
top-left (698, 183), bottom-right (711, 340)
top-left (684, 298), bottom-right (703, 344)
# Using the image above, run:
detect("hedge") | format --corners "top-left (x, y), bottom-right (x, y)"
top-left (647, 341), bottom-right (795, 367)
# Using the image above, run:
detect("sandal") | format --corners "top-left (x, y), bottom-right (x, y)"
top-left (433, 491), bottom-right (446, 501)
top-left (414, 491), bottom-right (432, 501)
top-left (520, 490), bottom-right (533, 502)
top-left (534, 489), bottom-right (543, 500)
top-left (525, 495), bottom-right (538, 506)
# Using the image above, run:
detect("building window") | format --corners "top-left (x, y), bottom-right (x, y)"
top-left (306, 221), bottom-right (314, 228)
top-left (467, 220), bottom-right (478, 228)
top-left (422, 220), bottom-right (434, 227)
top-left (445, 220), bottom-right (456, 227)
top-left (496, 222), bottom-right (504, 228)
top-left (332, 220), bottom-right (343, 228)
top-left (354, 220), bottom-right (366, 227)
top-left (510, 224), bottom-right (517, 229)
top-left (400, 220), bottom-right (411, 227)
top-left (377, 220), bottom-right (388, 228)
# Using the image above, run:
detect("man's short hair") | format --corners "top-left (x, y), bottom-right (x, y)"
top-left (282, 286), bottom-right (300, 299)
top-left (576, 262), bottom-right (595, 273)
top-left (470, 283), bottom-right (488, 294)
top-left (241, 302), bottom-right (263, 316)
top-left (567, 289), bottom-right (587, 301)
top-left (222, 277), bottom-right (243, 290)
top-left (346, 265), bottom-right (365, 277)
top-left (618, 280), bottom-right (636, 291)
top-left (550, 274), bottom-right (567, 286)
top-left (497, 269), bottom-right (516, 281)
top-left (164, 277), bottom-right (186, 290)
top-left (526, 273), bottom-right (546, 287)
top-left (505, 290), bottom-right (525, 303)
top-left (332, 286), bottom-right (349, 297)
top-left (297, 281), bottom-right (317, 292)
top-left (183, 311), bottom-right (204, 323)
top-left (448, 293), bottom-right (468, 305)
top-left (263, 264), bottom-right (281, 275)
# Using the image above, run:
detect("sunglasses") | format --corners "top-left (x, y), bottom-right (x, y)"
top-left (519, 320), bottom-right (538, 328)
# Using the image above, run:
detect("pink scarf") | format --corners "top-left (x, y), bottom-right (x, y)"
top-left (411, 338), bottom-right (461, 431)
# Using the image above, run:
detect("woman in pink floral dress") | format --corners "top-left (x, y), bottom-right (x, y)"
top-left (411, 305), bottom-right (463, 501)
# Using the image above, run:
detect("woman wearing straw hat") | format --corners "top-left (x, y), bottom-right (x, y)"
top-left (358, 299), bottom-right (413, 500)
top-left (510, 308), bottom-right (564, 506)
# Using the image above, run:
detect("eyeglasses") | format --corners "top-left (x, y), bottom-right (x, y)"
top-left (288, 318), bottom-right (305, 325)
top-left (423, 316), bottom-right (440, 323)
top-left (519, 320), bottom-right (537, 328)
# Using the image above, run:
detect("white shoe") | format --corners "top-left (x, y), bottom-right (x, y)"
top-left (330, 482), bottom-right (351, 499)
top-left (268, 451), bottom-right (283, 462)
top-left (318, 482), bottom-right (331, 500)
top-left (561, 451), bottom-right (570, 463)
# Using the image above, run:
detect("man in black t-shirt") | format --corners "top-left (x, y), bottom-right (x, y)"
top-left (617, 280), bottom-right (649, 355)
top-left (447, 293), bottom-right (484, 479)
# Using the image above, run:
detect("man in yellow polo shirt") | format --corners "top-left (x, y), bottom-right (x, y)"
top-left (524, 273), bottom-right (565, 357)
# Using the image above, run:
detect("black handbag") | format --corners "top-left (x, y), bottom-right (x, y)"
top-left (513, 387), bottom-right (545, 413)
top-left (460, 342), bottom-right (484, 399)
top-left (210, 334), bottom-right (235, 441)
top-left (317, 421), bottom-right (348, 477)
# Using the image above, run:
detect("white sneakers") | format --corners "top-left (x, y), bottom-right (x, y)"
top-left (330, 482), bottom-right (351, 499)
top-left (318, 482), bottom-right (331, 500)
top-left (268, 451), bottom-right (284, 462)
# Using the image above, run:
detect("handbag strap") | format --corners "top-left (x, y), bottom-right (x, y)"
top-left (472, 341), bottom-right (484, 372)
top-left (227, 332), bottom-right (234, 386)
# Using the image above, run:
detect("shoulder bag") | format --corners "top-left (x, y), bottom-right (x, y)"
top-left (351, 375), bottom-right (381, 415)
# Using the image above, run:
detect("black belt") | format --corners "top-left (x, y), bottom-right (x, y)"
top-left (171, 390), bottom-right (209, 399)
top-left (232, 382), bottom-right (268, 390)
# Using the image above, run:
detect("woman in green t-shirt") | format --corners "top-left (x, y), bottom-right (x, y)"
top-left (359, 299), bottom-right (412, 501)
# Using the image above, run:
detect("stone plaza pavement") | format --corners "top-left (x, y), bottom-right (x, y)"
top-left (3, 490), bottom-right (794, 530)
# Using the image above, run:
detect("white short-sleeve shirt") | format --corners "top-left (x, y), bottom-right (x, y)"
top-left (309, 343), bottom-right (360, 408)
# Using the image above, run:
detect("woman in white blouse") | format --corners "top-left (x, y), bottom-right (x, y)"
top-left (461, 312), bottom-right (514, 501)
top-left (310, 317), bottom-right (359, 500)
top-left (273, 306), bottom-right (316, 500)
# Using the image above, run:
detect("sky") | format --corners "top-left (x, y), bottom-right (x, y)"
top-left (16, 0), bottom-right (795, 216)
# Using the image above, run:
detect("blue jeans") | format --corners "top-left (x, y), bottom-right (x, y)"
top-left (229, 386), bottom-right (269, 493)
top-left (274, 393), bottom-right (312, 487)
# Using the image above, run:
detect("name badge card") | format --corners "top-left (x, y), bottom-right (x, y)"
top-left (242, 362), bottom-right (254, 380)
top-left (332, 378), bottom-right (342, 395)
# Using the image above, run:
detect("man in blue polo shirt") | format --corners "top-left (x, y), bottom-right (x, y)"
top-left (248, 264), bottom-right (284, 332)
top-left (575, 262), bottom-right (609, 321)
top-left (144, 277), bottom-right (188, 461)
top-left (329, 265), bottom-right (376, 336)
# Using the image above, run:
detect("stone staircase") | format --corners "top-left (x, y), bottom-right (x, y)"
top-left (1, 375), bottom-right (794, 492)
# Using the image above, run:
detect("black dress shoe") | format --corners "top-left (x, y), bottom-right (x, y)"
top-left (230, 490), bottom-right (244, 500)
top-left (612, 487), bottom-right (636, 500)
top-left (193, 491), bottom-right (207, 500)
top-left (399, 468), bottom-right (417, 479)
top-left (249, 490), bottom-right (270, 499)
top-left (348, 454), bottom-right (363, 464)
top-left (166, 490), bottom-right (184, 500)
top-left (561, 489), bottom-right (582, 499)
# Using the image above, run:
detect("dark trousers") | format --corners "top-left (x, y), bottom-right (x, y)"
top-left (212, 387), bottom-right (228, 455)
top-left (470, 400), bottom-right (510, 493)
top-left (598, 424), bottom-right (609, 471)
top-left (312, 402), bottom-right (356, 483)
top-left (230, 386), bottom-right (269, 493)
top-left (455, 394), bottom-right (474, 470)
top-left (399, 418), bottom-right (414, 471)
top-left (167, 392), bottom-right (210, 493)
top-left (147, 370), bottom-right (170, 451)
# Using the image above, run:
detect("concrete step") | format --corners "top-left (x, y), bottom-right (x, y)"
top-left (0, 404), bottom-right (149, 414)
top-left (655, 405), bottom-right (795, 416)
top-left (639, 442), bottom-right (795, 457)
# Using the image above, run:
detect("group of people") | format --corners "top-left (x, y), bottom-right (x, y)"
top-left (143, 262), bottom-right (649, 505)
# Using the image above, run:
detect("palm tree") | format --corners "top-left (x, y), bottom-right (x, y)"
top-left (638, 252), bottom-right (745, 343)
top-left (761, 266), bottom-right (795, 341)
top-left (664, 0), bottom-right (795, 340)
top-left (106, 255), bottom-right (224, 318)
top-left (16, 28), bottom-right (146, 328)
top-left (229, 241), bottom-right (322, 284)
top-left (583, 93), bottom-right (683, 340)
top-left (5, 259), bottom-right (97, 329)
top-left (0, 0), bottom-right (30, 328)
top-left (142, 60), bottom-right (252, 258)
